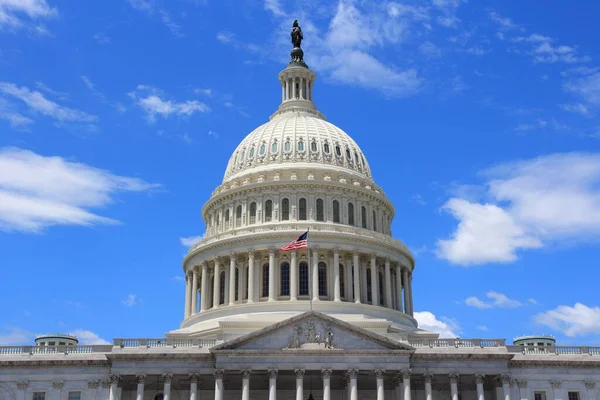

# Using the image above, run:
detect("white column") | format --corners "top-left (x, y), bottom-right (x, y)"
top-left (502, 376), bottom-right (512, 400)
top-left (109, 375), bottom-right (118, 400)
top-left (247, 249), bottom-right (255, 303)
top-left (184, 273), bottom-right (191, 318)
top-left (323, 369), bottom-right (332, 400)
top-left (402, 267), bottom-right (409, 313)
top-left (476, 375), bottom-right (486, 400)
top-left (333, 248), bottom-right (341, 302)
top-left (241, 370), bottom-right (251, 400)
top-left (370, 254), bottom-right (379, 305)
top-left (238, 259), bottom-right (245, 303)
top-left (450, 374), bottom-right (459, 400)
top-left (163, 374), bottom-right (172, 400)
top-left (361, 259), bottom-right (368, 303)
top-left (584, 382), bottom-right (596, 400)
top-left (268, 248), bottom-right (276, 301)
top-left (135, 375), bottom-right (145, 400)
top-left (295, 369), bottom-right (305, 400)
top-left (290, 251), bottom-right (298, 301)
top-left (281, 83), bottom-right (285, 103)
top-left (408, 271), bottom-right (414, 315)
top-left (353, 251), bottom-right (361, 304)
top-left (345, 255), bottom-right (352, 301)
top-left (190, 374), bottom-right (199, 400)
top-left (191, 267), bottom-right (198, 315)
top-left (394, 378), bottom-right (402, 400)
top-left (16, 381), bottom-right (28, 400)
top-left (229, 253), bottom-right (236, 306)
top-left (384, 259), bottom-right (392, 308)
top-left (268, 369), bottom-right (278, 400)
top-left (375, 370), bottom-right (385, 400)
top-left (402, 370), bottom-right (411, 400)
top-left (300, 77), bottom-right (304, 99)
top-left (292, 77), bottom-right (296, 99)
top-left (213, 258), bottom-right (221, 308)
top-left (312, 248), bottom-right (320, 301)
top-left (200, 262), bottom-right (208, 312)
top-left (285, 79), bottom-right (289, 101)
top-left (349, 369), bottom-right (359, 400)
top-left (424, 374), bottom-right (433, 400)
top-left (214, 370), bottom-right (225, 400)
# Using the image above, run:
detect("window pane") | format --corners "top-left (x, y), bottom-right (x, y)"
top-left (282, 199), bottom-right (290, 220)
top-left (219, 271), bottom-right (225, 304)
top-left (235, 268), bottom-right (239, 301)
top-left (298, 141), bottom-right (305, 151)
top-left (318, 262), bottom-right (327, 297)
top-left (311, 141), bottom-right (318, 152)
top-left (262, 264), bottom-right (269, 297)
top-left (299, 198), bottom-right (307, 220)
top-left (33, 393), bottom-right (46, 400)
top-left (259, 144), bottom-right (266, 155)
top-left (333, 201), bottom-right (340, 223)
top-left (316, 199), bottom-right (324, 221)
top-left (323, 143), bottom-right (330, 153)
top-left (250, 202), bottom-right (257, 225)
top-left (339, 264), bottom-right (345, 298)
top-left (271, 142), bottom-right (278, 153)
top-left (280, 263), bottom-right (290, 296)
top-left (373, 210), bottom-right (377, 231)
top-left (265, 200), bottom-right (273, 222)
top-left (68, 392), bottom-right (81, 400)
top-left (348, 203), bottom-right (355, 226)
top-left (568, 393), bottom-right (579, 400)
top-left (284, 141), bottom-right (291, 152)
top-left (366, 268), bottom-right (372, 302)
top-left (299, 262), bottom-right (309, 295)
top-left (335, 145), bottom-right (341, 156)
top-left (361, 206), bottom-right (367, 228)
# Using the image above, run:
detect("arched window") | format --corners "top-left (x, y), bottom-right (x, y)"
top-left (318, 262), bottom-right (327, 297)
top-left (310, 140), bottom-right (318, 152)
top-left (259, 143), bottom-right (266, 155)
top-left (271, 141), bottom-right (278, 153)
top-left (354, 151), bottom-right (359, 165)
top-left (280, 262), bottom-right (290, 296)
top-left (284, 140), bottom-right (291, 152)
top-left (335, 145), bottom-right (342, 157)
top-left (249, 202), bottom-right (257, 224)
top-left (265, 200), bottom-right (273, 222)
top-left (348, 202), bottom-right (355, 226)
top-left (366, 268), bottom-right (372, 303)
top-left (249, 145), bottom-right (255, 158)
top-left (345, 148), bottom-right (351, 160)
top-left (373, 210), bottom-right (377, 231)
top-left (379, 271), bottom-right (384, 305)
top-left (236, 205), bottom-right (242, 225)
top-left (299, 262), bottom-right (309, 296)
top-left (297, 140), bottom-right (305, 152)
top-left (323, 142), bottom-right (330, 153)
top-left (333, 200), bottom-right (340, 223)
top-left (224, 209), bottom-right (230, 226)
top-left (235, 267), bottom-right (239, 301)
top-left (262, 264), bottom-right (269, 298)
top-left (316, 199), bottom-right (324, 221)
top-left (282, 198), bottom-right (290, 220)
top-left (155, 394), bottom-right (164, 400)
top-left (339, 264), bottom-right (345, 298)
top-left (220, 271), bottom-right (226, 305)
top-left (361, 206), bottom-right (367, 228)
top-left (299, 198), bottom-right (307, 220)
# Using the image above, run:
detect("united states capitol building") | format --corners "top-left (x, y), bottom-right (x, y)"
top-left (1, 22), bottom-right (599, 400)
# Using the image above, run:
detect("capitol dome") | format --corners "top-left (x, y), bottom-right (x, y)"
top-left (173, 40), bottom-right (431, 344)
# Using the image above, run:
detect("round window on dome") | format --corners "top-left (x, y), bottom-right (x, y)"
top-left (310, 140), bottom-right (318, 152)
top-left (323, 142), bottom-right (330, 153)
top-left (297, 140), bottom-right (305, 152)
top-left (259, 143), bottom-right (266, 156)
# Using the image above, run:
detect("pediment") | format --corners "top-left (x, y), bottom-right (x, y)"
top-left (212, 311), bottom-right (413, 352)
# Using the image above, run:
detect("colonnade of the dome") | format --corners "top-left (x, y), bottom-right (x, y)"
top-left (183, 247), bottom-right (414, 320)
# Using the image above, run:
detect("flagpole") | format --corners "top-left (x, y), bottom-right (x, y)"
top-left (307, 227), bottom-right (312, 311)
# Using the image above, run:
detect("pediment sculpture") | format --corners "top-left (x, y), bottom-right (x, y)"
top-left (286, 319), bottom-right (335, 350)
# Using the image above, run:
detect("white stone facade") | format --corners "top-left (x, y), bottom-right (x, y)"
top-left (2, 38), bottom-right (599, 400)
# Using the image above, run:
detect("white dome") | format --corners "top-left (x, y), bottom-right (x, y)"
top-left (223, 112), bottom-right (373, 183)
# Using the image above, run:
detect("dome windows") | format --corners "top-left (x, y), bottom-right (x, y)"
top-left (299, 198), bottom-right (307, 220)
top-left (323, 141), bottom-right (330, 154)
top-left (249, 145), bottom-right (255, 158)
top-left (345, 148), bottom-right (351, 160)
top-left (297, 139), bottom-right (305, 152)
top-left (271, 140), bottom-right (278, 154)
top-left (310, 140), bottom-right (318, 152)
top-left (284, 139), bottom-right (291, 153)
top-left (335, 144), bottom-right (342, 157)
top-left (281, 198), bottom-right (290, 220)
top-left (316, 198), bottom-right (324, 221)
top-left (259, 142), bottom-right (266, 156)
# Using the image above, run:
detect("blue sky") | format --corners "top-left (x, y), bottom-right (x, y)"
top-left (1, 0), bottom-right (600, 345)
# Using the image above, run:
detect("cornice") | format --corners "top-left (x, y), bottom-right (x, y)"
top-left (107, 353), bottom-right (213, 361)
top-left (0, 359), bottom-right (111, 367)
top-left (509, 359), bottom-right (600, 368)
top-left (213, 349), bottom-right (413, 356)
top-left (411, 353), bottom-right (515, 361)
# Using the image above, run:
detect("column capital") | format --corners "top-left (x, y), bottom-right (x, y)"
top-left (162, 374), bottom-right (173, 384)
top-left (16, 381), bottom-right (29, 390)
top-left (109, 374), bottom-right (120, 384)
top-left (213, 257), bottom-right (221, 266)
top-left (294, 369), bottom-right (305, 378)
top-left (202, 260), bottom-right (209, 268)
top-left (449, 373), bottom-right (459, 384)
top-left (348, 369), bottom-right (359, 379)
top-left (189, 373), bottom-right (200, 383)
top-left (52, 381), bottom-right (65, 390)
top-left (322, 369), bottom-right (333, 378)
top-left (550, 380), bottom-right (561, 389)
top-left (87, 381), bottom-right (99, 389)
top-left (475, 374), bottom-right (485, 384)
top-left (101, 381), bottom-right (110, 389)
top-left (230, 252), bottom-right (236, 261)
top-left (267, 369), bottom-right (278, 379)
top-left (584, 381), bottom-right (596, 390)
top-left (248, 248), bottom-right (256, 256)
top-left (352, 248), bottom-right (360, 257)
top-left (333, 247), bottom-right (340, 255)
top-left (400, 369), bottom-right (412, 379)
top-left (374, 369), bottom-right (385, 379)
top-left (517, 380), bottom-right (527, 389)
top-left (136, 374), bottom-right (147, 384)
top-left (241, 370), bottom-right (252, 379)
top-left (423, 373), bottom-right (433, 383)
top-left (214, 369), bottom-right (226, 380)
top-left (268, 247), bottom-right (276, 255)
top-left (501, 375), bottom-right (512, 385)
top-left (370, 253), bottom-right (377, 260)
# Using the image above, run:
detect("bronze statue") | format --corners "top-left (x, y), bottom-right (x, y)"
top-left (291, 20), bottom-right (303, 48)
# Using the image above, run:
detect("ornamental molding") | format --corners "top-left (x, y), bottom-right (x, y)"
top-left (52, 381), bottom-right (64, 390)
top-left (347, 369), bottom-right (359, 379)
top-left (16, 381), bottom-right (29, 390)
top-left (584, 381), bottom-right (596, 389)
top-left (214, 369), bottom-right (226, 380)
top-left (475, 374), bottom-right (485, 384)
top-left (423, 373), bottom-right (433, 383)
top-left (162, 374), bottom-right (173, 384)
top-left (240, 370), bottom-right (252, 379)
top-left (509, 360), bottom-right (600, 368)
top-left (136, 374), bottom-right (146, 384)
top-left (550, 380), bottom-right (561, 388)
top-left (267, 369), bottom-right (278, 379)
top-left (401, 369), bottom-right (412, 379)
top-left (501, 375), bottom-right (511, 385)
top-left (0, 359), bottom-right (111, 367)
top-left (101, 381), bottom-right (110, 389)
top-left (374, 369), bottom-right (385, 379)
top-left (449, 373), bottom-right (459, 384)
top-left (517, 380), bottom-right (527, 389)
top-left (294, 369), bottom-right (305, 378)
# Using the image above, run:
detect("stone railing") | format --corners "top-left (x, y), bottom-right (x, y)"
top-left (0, 345), bottom-right (112, 355)
top-left (409, 339), bottom-right (506, 348)
top-left (507, 345), bottom-right (600, 355)
top-left (113, 338), bottom-right (217, 349)
top-left (189, 221), bottom-right (412, 257)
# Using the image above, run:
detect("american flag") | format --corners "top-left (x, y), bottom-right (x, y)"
top-left (280, 231), bottom-right (309, 251)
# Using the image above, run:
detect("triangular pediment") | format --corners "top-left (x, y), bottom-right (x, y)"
top-left (211, 311), bottom-right (414, 352)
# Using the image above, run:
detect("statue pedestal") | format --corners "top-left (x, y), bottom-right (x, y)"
top-left (300, 342), bottom-right (325, 350)
top-left (290, 47), bottom-right (307, 67)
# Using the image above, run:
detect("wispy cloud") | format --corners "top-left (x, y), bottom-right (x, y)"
top-left (535, 303), bottom-right (600, 337)
top-left (128, 0), bottom-right (182, 37)
top-left (122, 294), bottom-right (138, 307)
top-left (216, 30), bottom-right (235, 44)
top-left (0, 147), bottom-right (159, 233)
top-left (0, 327), bottom-right (33, 345)
top-left (437, 153), bottom-right (600, 265)
top-left (180, 234), bottom-right (203, 247)
top-left (0, 0), bottom-right (57, 31)
top-left (465, 291), bottom-right (523, 309)
top-left (70, 329), bottom-right (110, 345)
top-left (129, 85), bottom-right (210, 123)
top-left (81, 75), bottom-right (125, 113)
top-left (93, 32), bottom-right (111, 44)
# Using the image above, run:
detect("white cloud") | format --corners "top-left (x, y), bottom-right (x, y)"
top-left (129, 85), bottom-right (210, 122)
top-left (70, 329), bottom-right (110, 345)
top-left (264, 0), bottom-right (285, 17)
top-left (0, 0), bottom-right (57, 30)
top-left (122, 294), bottom-right (138, 307)
top-left (0, 82), bottom-right (96, 125)
top-left (180, 235), bottom-right (203, 247)
top-left (0, 98), bottom-right (33, 127)
top-left (208, 130), bottom-right (219, 139)
top-left (93, 32), bottom-right (111, 44)
top-left (477, 325), bottom-right (488, 331)
top-left (0, 147), bottom-right (159, 233)
top-left (528, 298), bottom-right (537, 304)
top-left (466, 291), bottom-right (523, 309)
top-left (437, 15), bottom-right (460, 28)
top-left (564, 70), bottom-right (600, 108)
top-left (0, 327), bottom-right (33, 345)
top-left (465, 296), bottom-right (492, 309)
top-left (535, 303), bottom-right (600, 337)
top-left (414, 311), bottom-right (460, 338)
top-left (128, 0), bottom-right (182, 37)
top-left (510, 33), bottom-right (589, 64)
top-left (560, 103), bottom-right (589, 116)
top-left (437, 153), bottom-right (600, 265)
top-left (216, 31), bottom-right (234, 44)
top-left (489, 11), bottom-right (521, 31)
top-left (419, 41), bottom-right (442, 58)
